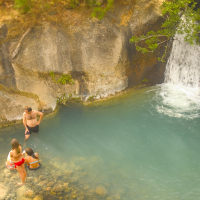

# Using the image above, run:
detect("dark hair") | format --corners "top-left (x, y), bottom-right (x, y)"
top-left (25, 148), bottom-right (38, 159)
top-left (25, 106), bottom-right (32, 112)
top-left (11, 139), bottom-right (20, 154)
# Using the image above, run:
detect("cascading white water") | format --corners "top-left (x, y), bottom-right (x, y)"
top-left (157, 33), bottom-right (200, 119)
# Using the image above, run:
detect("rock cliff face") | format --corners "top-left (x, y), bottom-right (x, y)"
top-left (0, 0), bottom-right (168, 124)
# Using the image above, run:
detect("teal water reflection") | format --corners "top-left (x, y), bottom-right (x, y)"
top-left (0, 86), bottom-right (200, 199)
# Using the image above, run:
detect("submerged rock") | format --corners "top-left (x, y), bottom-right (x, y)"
top-left (0, 183), bottom-right (9, 200)
top-left (38, 180), bottom-right (48, 187)
top-left (33, 195), bottom-right (43, 200)
top-left (16, 185), bottom-right (31, 200)
top-left (46, 181), bottom-right (54, 187)
top-left (52, 185), bottom-right (63, 193)
top-left (43, 194), bottom-right (59, 200)
top-left (25, 190), bottom-right (36, 198)
top-left (95, 186), bottom-right (107, 196)
top-left (26, 177), bottom-right (34, 182)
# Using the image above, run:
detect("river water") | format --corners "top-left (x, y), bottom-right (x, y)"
top-left (0, 85), bottom-right (200, 199)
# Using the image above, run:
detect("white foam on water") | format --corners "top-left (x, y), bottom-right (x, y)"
top-left (157, 33), bottom-right (200, 119)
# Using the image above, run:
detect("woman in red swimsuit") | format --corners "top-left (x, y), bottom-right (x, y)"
top-left (10, 139), bottom-right (26, 185)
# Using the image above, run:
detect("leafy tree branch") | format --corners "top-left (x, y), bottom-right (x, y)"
top-left (129, 0), bottom-right (200, 62)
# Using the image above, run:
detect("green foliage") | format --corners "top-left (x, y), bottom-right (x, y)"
top-left (130, 0), bottom-right (200, 62)
top-left (91, 0), bottom-right (113, 20)
top-left (56, 93), bottom-right (82, 105)
top-left (14, 0), bottom-right (32, 13)
top-left (142, 79), bottom-right (148, 83)
top-left (88, 95), bottom-right (95, 100)
top-left (49, 71), bottom-right (55, 79)
top-left (49, 71), bottom-right (74, 85)
top-left (56, 93), bottom-right (68, 105)
top-left (70, 0), bottom-right (113, 20)
top-left (70, 0), bottom-right (79, 8)
top-left (58, 75), bottom-right (74, 85)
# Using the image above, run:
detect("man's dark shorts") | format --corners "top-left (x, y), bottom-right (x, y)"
top-left (26, 125), bottom-right (39, 135)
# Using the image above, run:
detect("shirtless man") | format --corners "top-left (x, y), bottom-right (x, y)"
top-left (23, 106), bottom-right (44, 140)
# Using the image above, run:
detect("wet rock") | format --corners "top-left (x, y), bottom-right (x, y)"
top-left (52, 185), bottom-right (63, 193)
top-left (63, 182), bottom-right (69, 189)
top-left (78, 195), bottom-right (85, 200)
top-left (8, 193), bottom-right (15, 199)
top-left (46, 182), bottom-right (54, 187)
top-left (38, 180), bottom-right (48, 187)
top-left (3, 168), bottom-right (10, 175)
top-left (45, 187), bottom-right (51, 192)
top-left (87, 189), bottom-right (95, 195)
top-left (63, 170), bottom-right (73, 176)
top-left (95, 186), bottom-right (107, 196)
top-left (25, 190), bottom-right (35, 198)
top-left (16, 185), bottom-right (31, 200)
top-left (34, 177), bottom-right (40, 183)
top-left (115, 194), bottom-right (121, 199)
top-left (43, 194), bottom-right (59, 200)
top-left (39, 175), bottom-right (45, 180)
top-left (34, 189), bottom-right (39, 195)
top-left (0, 183), bottom-right (10, 200)
top-left (106, 197), bottom-right (114, 200)
top-left (6, 172), bottom-right (12, 178)
top-left (83, 184), bottom-right (90, 190)
top-left (33, 194), bottom-right (43, 200)
top-left (26, 177), bottom-right (34, 182)
top-left (39, 191), bottom-right (44, 195)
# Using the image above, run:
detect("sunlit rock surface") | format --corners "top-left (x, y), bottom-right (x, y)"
top-left (0, 0), bottom-right (168, 123)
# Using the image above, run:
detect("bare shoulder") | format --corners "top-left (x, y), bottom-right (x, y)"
top-left (33, 110), bottom-right (44, 115)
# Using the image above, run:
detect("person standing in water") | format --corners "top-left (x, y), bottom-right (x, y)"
top-left (23, 106), bottom-right (44, 140)
top-left (10, 139), bottom-right (26, 185)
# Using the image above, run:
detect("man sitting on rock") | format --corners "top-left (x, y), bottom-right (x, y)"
top-left (23, 106), bottom-right (44, 140)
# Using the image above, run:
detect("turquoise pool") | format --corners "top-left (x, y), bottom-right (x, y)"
top-left (0, 86), bottom-right (200, 199)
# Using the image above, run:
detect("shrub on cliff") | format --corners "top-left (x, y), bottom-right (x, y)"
top-left (0, 0), bottom-right (113, 41)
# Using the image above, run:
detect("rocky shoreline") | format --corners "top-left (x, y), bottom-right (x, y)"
top-left (0, 155), bottom-right (127, 200)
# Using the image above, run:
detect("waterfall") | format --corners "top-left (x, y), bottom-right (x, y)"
top-left (157, 33), bottom-right (200, 119)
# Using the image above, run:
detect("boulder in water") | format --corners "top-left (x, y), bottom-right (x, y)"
top-left (0, 183), bottom-right (9, 200)
top-left (52, 185), bottom-right (63, 193)
top-left (95, 186), bottom-right (107, 196)
top-left (33, 195), bottom-right (43, 200)
top-left (25, 190), bottom-right (35, 198)
top-left (16, 185), bottom-right (31, 200)
top-left (43, 194), bottom-right (59, 200)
